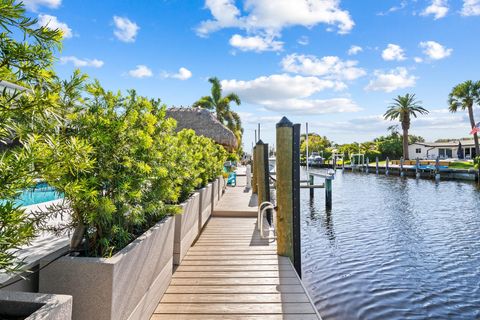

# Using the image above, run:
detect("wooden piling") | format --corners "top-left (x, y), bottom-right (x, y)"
top-left (256, 140), bottom-right (270, 205)
top-left (273, 120), bottom-right (302, 276)
top-left (252, 146), bottom-right (257, 194)
top-left (325, 178), bottom-right (332, 208)
top-left (376, 157), bottom-right (379, 174)
top-left (309, 174), bottom-right (314, 198)
top-left (415, 158), bottom-right (420, 178)
top-left (386, 157), bottom-right (390, 175)
top-left (400, 157), bottom-right (404, 177)
top-left (292, 124), bottom-right (301, 277)
top-left (366, 157), bottom-right (369, 174)
top-left (435, 156), bottom-right (440, 181)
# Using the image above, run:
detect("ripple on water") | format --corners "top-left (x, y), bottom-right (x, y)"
top-left (301, 170), bottom-right (480, 320)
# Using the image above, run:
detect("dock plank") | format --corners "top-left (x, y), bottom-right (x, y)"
top-left (150, 185), bottom-right (321, 320)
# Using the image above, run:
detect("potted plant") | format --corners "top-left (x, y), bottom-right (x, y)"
top-left (37, 86), bottom-right (179, 320)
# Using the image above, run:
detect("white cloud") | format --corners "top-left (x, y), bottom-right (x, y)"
top-left (347, 45), bottom-right (363, 55)
top-left (412, 109), bottom-right (469, 129)
top-left (128, 65), bottom-right (153, 78)
top-left (381, 44), bottom-right (406, 61)
top-left (222, 74), bottom-right (344, 103)
top-left (365, 67), bottom-right (417, 92)
top-left (421, 0), bottom-right (449, 19)
top-left (22, 0), bottom-right (61, 11)
top-left (237, 112), bottom-right (282, 124)
top-left (461, 0), bottom-right (480, 16)
top-left (377, 1), bottom-right (407, 16)
top-left (162, 67), bottom-right (192, 80)
top-left (221, 74), bottom-right (357, 114)
top-left (414, 57), bottom-right (424, 63)
top-left (113, 16), bottom-right (139, 43)
top-left (419, 41), bottom-right (452, 60)
top-left (60, 56), bottom-right (104, 68)
top-left (37, 14), bottom-right (72, 39)
top-left (315, 109), bottom-right (466, 136)
top-left (260, 98), bottom-right (360, 114)
top-left (196, 0), bottom-right (355, 36)
top-left (297, 36), bottom-right (309, 46)
top-left (229, 34), bottom-right (283, 52)
top-left (281, 54), bottom-right (366, 81)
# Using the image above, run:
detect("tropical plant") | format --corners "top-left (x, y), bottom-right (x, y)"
top-left (0, 0), bottom-right (66, 273)
top-left (448, 80), bottom-right (480, 156)
top-left (474, 156), bottom-right (480, 170)
top-left (384, 93), bottom-right (429, 160)
top-left (192, 77), bottom-right (243, 151)
top-left (35, 82), bottom-right (227, 257)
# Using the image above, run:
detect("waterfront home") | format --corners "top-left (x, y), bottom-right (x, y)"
top-left (408, 140), bottom-right (477, 159)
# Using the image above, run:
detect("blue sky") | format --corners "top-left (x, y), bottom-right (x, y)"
top-left (23, 0), bottom-right (480, 149)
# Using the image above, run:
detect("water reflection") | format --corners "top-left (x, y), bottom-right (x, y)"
top-left (301, 169), bottom-right (480, 320)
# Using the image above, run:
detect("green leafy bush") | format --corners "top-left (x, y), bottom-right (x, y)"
top-left (1, 0), bottom-right (227, 266)
top-left (37, 83), bottom-right (226, 257)
top-left (0, 0), bottom-right (66, 273)
top-left (474, 156), bottom-right (480, 169)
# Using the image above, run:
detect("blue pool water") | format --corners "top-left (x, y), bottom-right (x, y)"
top-left (4, 182), bottom-right (63, 206)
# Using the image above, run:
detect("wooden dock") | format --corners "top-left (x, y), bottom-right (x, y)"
top-left (151, 177), bottom-right (321, 319)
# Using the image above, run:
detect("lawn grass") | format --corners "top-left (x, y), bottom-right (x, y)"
top-left (448, 161), bottom-right (475, 169)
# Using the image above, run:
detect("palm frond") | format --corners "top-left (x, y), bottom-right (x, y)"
top-left (192, 96), bottom-right (214, 110)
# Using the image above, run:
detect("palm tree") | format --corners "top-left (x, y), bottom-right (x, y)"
top-left (193, 77), bottom-right (242, 150)
top-left (384, 93), bottom-right (429, 160)
top-left (448, 80), bottom-right (480, 157)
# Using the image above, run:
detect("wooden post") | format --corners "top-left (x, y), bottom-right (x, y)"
top-left (325, 177), bottom-right (332, 208)
top-left (366, 157), bottom-right (369, 174)
top-left (342, 156), bottom-right (345, 170)
top-left (414, 158), bottom-right (419, 178)
top-left (400, 157), bottom-right (404, 177)
top-left (252, 146), bottom-right (257, 194)
top-left (309, 174), bottom-right (314, 198)
top-left (292, 124), bottom-right (301, 277)
top-left (435, 156), bottom-right (440, 181)
top-left (305, 122), bottom-right (309, 173)
top-left (273, 119), bottom-right (301, 277)
top-left (256, 140), bottom-right (270, 205)
top-left (376, 157), bottom-right (379, 174)
top-left (386, 157), bottom-right (390, 175)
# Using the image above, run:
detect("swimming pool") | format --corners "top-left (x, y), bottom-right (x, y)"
top-left (4, 182), bottom-right (63, 206)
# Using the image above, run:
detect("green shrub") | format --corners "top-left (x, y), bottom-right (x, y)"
top-left (37, 83), bottom-right (226, 257)
top-left (474, 156), bottom-right (480, 169)
top-left (0, 0), bottom-right (66, 273)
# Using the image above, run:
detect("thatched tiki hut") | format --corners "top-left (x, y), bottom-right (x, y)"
top-left (166, 107), bottom-right (237, 151)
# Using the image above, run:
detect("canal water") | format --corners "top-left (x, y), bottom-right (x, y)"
top-left (301, 168), bottom-right (480, 320)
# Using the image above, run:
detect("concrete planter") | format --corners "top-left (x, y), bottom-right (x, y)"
top-left (198, 183), bottom-right (213, 232)
top-left (39, 216), bottom-right (175, 320)
top-left (174, 193), bottom-right (200, 265)
top-left (212, 179), bottom-right (219, 210)
top-left (218, 175), bottom-right (225, 200)
top-left (0, 291), bottom-right (72, 320)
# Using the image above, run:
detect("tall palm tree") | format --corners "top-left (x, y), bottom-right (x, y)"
top-left (448, 80), bottom-right (480, 156)
top-left (384, 93), bottom-right (429, 160)
top-left (193, 77), bottom-right (242, 150)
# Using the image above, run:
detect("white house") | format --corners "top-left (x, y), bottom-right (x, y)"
top-left (408, 140), bottom-right (477, 159)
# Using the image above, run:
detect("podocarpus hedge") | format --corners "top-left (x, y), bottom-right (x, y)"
top-left (0, 0), bottom-right (227, 272)
top-left (37, 82), bottom-right (226, 258)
